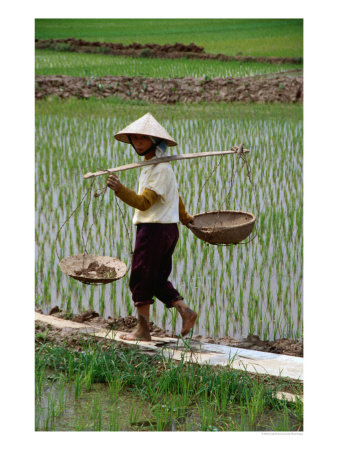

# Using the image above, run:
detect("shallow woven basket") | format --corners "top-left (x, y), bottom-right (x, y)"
top-left (187, 210), bottom-right (256, 245)
top-left (59, 254), bottom-right (127, 285)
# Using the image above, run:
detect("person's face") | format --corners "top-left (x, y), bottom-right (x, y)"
top-left (130, 134), bottom-right (153, 154)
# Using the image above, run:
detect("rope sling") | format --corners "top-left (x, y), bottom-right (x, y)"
top-left (192, 144), bottom-right (259, 246)
top-left (56, 145), bottom-right (259, 285)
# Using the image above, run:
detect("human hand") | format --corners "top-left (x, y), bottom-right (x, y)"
top-left (107, 174), bottom-right (123, 193)
top-left (186, 216), bottom-right (195, 228)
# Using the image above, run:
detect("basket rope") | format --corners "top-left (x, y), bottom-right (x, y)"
top-left (55, 179), bottom-right (95, 262)
top-left (196, 144), bottom-right (260, 247)
top-left (55, 177), bottom-right (134, 276)
top-left (56, 143), bottom-right (259, 279)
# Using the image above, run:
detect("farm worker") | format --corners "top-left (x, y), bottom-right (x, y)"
top-left (107, 112), bottom-right (197, 341)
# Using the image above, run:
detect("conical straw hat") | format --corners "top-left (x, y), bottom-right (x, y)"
top-left (114, 112), bottom-right (177, 147)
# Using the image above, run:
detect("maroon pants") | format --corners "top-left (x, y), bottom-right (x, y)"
top-left (129, 223), bottom-right (183, 308)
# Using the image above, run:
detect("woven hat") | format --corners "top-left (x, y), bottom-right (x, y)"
top-left (114, 112), bottom-right (177, 147)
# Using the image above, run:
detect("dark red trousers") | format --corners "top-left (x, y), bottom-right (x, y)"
top-left (129, 223), bottom-right (183, 308)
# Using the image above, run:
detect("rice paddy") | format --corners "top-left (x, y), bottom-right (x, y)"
top-left (35, 49), bottom-right (301, 79)
top-left (35, 18), bottom-right (303, 58)
top-left (35, 98), bottom-right (303, 340)
top-left (35, 336), bottom-right (303, 431)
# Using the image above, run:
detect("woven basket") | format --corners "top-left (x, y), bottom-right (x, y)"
top-left (187, 210), bottom-right (256, 245)
top-left (59, 254), bottom-right (127, 285)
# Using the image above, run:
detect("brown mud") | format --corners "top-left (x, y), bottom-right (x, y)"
top-left (36, 308), bottom-right (303, 357)
top-left (35, 74), bottom-right (303, 104)
top-left (74, 261), bottom-right (116, 278)
top-left (35, 38), bottom-right (303, 65)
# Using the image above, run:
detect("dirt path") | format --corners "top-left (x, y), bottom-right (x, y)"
top-left (36, 307), bottom-right (303, 357)
top-left (35, 38), bottom-right (303, 65)
top-left (35, 74), bottom-right (303, 103)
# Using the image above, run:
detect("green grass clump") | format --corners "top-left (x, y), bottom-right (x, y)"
top-left (35, 18), bottom-right (303, 57)
top-left (35, 338), bottom-right (303, 431)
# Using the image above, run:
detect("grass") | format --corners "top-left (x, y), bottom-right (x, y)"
top-left (35, 49), bottom-right (302, 79)
top-left (35, 336), bottom-right (303, 431)
top-left (36, 94), bottom-right (303, 120)
top-left (35, 18), bottom-right (303, 57)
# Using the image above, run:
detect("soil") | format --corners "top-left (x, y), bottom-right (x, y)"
top-left (35, 38), bottom-right (303, 65)
top-left (35, 74), bottom-right (303, 104)
top-left (36, 307), bottom-right (303, 357)
top-left (74, 261), bottom-right (116, 278)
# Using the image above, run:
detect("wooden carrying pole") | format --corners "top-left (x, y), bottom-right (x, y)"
top-left (83, 148), bottom-right (249, 179)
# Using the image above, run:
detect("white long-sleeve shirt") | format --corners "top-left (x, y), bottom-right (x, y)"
top-left (133, 157), bottom-right (179, 225)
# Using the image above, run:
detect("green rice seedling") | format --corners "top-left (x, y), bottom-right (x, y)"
top-left (225, 309), bottom-right (229, 335)
top-left (248, 306), bottom-right (255, 335)
top-left (35, 366), bottom-right (45, 399)
top-left (294, 396), bottom-right (303, 426)
top-left (109, 409), bottom-right (122, 431)
top-left (297, 300), bottom-right (302, 323)
top-left (35, 404), bottom-right (43, 430)
top-left (213, 306), bottom-right (220, 334)
top-left (66, 293), bottom-right (72, 312)
top-left (94, 408), bottom-right (103, 431)
top-left (198, 402), bottom-right (217, 431)
top-left (55, 381), bottom-right (66, 416)
top-left (108, 375), bottom-right (124, 402)
top-left (263, 317), bottom-right (270, 341)
top-left (239, 401), bottom-right (248, 431)
top-left (67, 353), bottom-right (75, 381)
top-left (83, 369), bottom-right (93, 392)
top-left (129, 401), bottom-right (142, 425)
top-left (126, 294), bottom-right (132, 316)
top-left (171, 309), bottom-right (177, 332)
top-left (277, 275), bottom-right (283, 303)
top-left (273, 401), bottom-right (291, 431)
top-left (245, 383), bottom-right (264, 428)
top-left (44, 394), bottom-right (56, 431)
top-left (74, 372), bottom-right (84, 399)
top-left (89, 285), bottom-right (94, 309)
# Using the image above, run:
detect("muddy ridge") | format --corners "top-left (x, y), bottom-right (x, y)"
top-left (36, 308), bottom-right (303, 357)
top-left (35, 74), bottom-right (303, 104)
top-left (35, 38), bottom-right (303, 65)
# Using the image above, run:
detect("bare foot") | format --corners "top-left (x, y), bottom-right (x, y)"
top-left (181, 308), bottom-right (197, 337)
top-left (121, 306), bottom-right (152, 341)
top-left (121, 327), bottom-right (152, 341)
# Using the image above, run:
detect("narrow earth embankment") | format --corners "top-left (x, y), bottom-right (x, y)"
top-left (35, 74), bottom-right (303, 103)
top-left (36, 308), bottom-right (303, 357)
top-left (35, 38), bottom-right (303, 65)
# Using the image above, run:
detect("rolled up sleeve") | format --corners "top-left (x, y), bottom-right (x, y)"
top-left (179, 195), bottom-right (194, 225)
top-left (115, 186), bottom-right (158, 211)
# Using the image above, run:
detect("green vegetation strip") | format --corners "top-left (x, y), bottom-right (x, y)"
top-left (35, 49), bottom-right (301, 79)
top-left (35, 333), bottom-right (303, 431)
top-left (35, 18), bottom-right (303, 58)
top-left (35, 96), bottom-right (303, 121)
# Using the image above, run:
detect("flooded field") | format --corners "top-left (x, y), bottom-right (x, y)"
top-left (35, 49), bottom-right (301, 79)
top-left (35, 335), bottom-right (303, 432)
top-left (35, 102), bottom-right (303, 340)
top-left (36, 374), bottom-right (301, 431)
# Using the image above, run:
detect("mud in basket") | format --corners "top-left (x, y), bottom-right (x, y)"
top-left (187, 210), bottom-right (256, 245)
top-left (59, 254), bottom-right (127, 285)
